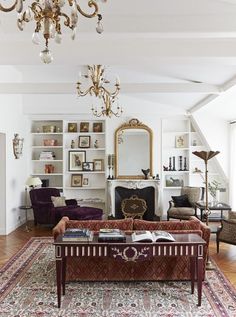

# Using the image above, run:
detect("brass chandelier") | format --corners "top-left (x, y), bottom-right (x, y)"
top-left (0, 0), bottom-right (104, 63)
top-left (77, 65), bottom-right (123, 117)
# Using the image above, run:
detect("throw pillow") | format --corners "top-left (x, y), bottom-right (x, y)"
top-left (171, 194), bottom-right (192, 207)
top-left (51, 196), bottom-right (66, 207)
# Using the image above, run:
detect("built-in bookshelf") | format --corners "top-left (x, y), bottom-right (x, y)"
top-left (30, 119), bottom-right (106, 213)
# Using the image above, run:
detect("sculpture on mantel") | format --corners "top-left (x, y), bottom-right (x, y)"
top-left (141, 168), bottom-right (150, 179)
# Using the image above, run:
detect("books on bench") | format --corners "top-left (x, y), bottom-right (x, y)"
top-left (62, 228), bottom-right (93, 241)
top-left (98, 228), bottom-right (126, 242)
top-left (132, 230), bottom-right (175, 243)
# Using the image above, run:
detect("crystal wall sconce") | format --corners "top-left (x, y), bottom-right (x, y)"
top-left (12, 133), bottom-right (24, 159)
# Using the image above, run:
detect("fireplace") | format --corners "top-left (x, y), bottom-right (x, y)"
top-left (108, 179), bottom-right (160, 219)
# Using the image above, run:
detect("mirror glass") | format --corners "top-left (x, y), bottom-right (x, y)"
top-left (115, 119), bottom-right (153, 179)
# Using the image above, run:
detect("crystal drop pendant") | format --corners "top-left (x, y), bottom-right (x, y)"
top-left (39, 47), bottom-right (53, 64)
top-left (15, 0), bottom-right (23, 13)
top-left (32, 32), bottom-right (40, 45)
top-left (96, 21), bottom-right (103, 34)
top-left (55, 33), bottom-right (62, 44)
top-left (71, 28), bottom-right (76, 40)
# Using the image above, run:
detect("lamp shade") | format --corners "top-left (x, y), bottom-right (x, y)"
top-left (25, 176), bottom-right (42, 187)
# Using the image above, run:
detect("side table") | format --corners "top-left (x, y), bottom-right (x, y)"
top-left (19, 205), bottom-right (32, 232)
top-left (195, 202), bottom-right (231, 222)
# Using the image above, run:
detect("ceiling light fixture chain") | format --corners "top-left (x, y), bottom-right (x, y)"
top-left (77, 65), bottom-right (123, 118)
top-left (0, 0), bottom-right (104, 63)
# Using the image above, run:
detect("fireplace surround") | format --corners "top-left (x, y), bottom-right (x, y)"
top-left (107, 179), bottom-right (160, 219)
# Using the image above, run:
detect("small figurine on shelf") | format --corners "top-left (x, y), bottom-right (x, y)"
top-left (71, 140), bottom-right (75, 149)
top-left (94, 139), bottom-right (99, 148)
top-left (163, 166), bottom-right (168, 171)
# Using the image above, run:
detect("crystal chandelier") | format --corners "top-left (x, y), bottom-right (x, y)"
top-left (0, 0), bottom-right (104, 63)
top-left (77, 65), bottom-right (123, 117)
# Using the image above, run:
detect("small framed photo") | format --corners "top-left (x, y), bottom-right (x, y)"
top-left (175, 135), bottom-right (185, 148)
top-left (93, 122), bottom-right (103, 133)
top-left (80, 122), bottom-right (89, 132)
top-left (79, 136), bottom-right (91, 148)
top-left (71, 174), bottom-right (83, 187)
top-left (94, 159), bottom-right (104, 171)
top-left (83, 177), bottom-right (89, 186)
top-left (68, 150), bottom-right (86, 171)
top-left (82, 162), bottom-right (94, 171)
top-left (165, 175), bottom-right (184, 187)
top-left (68, 123), bottom-right (77, 133)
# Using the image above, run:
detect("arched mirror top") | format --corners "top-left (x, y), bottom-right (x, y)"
top-left (115, 118), bottom-right (153, 179)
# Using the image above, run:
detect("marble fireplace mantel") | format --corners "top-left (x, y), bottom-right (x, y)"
top-left (107, 179), bottom-right (160, 218)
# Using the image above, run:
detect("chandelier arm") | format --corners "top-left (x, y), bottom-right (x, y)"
top-left (101, 86), bottom-right (120, 98)
top-left (75, 0), bottom-right (98, 19)
top-left (59, 12), bottom-right (72, 28)
top-left (0, 0), bottom-right (18, 12)
top-left (77, 85), bottom-right (94, 97)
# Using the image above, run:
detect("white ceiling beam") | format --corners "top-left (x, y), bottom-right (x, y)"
top-left (188, 75), bottom-right (236, 113)
top-left (0, 83), bottom-right (220, 94)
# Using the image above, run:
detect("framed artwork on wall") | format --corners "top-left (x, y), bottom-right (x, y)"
top-left (68, 150), bottom-right (86, 171)
top-left (82, 162), bottom-right (94, 171)
top-left (80, 122), bottom-right (89, 132)
top-left (83, 177), bottom-right (89, 186)
top-left (79, 136), bottom-right (91, 148)
top-left (94, 159), bottom-right (104, 171)
top-left (68, 123), bottom-right (77, 133)
top-left (71, 174), bottom-right (83, 187)
top-left (93, 122), bottom-right (103, 132)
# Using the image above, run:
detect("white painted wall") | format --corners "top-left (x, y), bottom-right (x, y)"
top-left (0, 133), bottom-right (6, 234)
top-left (0, 98), bottom-right (29, 234)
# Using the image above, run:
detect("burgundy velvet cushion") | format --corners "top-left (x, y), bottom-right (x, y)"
top-left (55, 206), bottom-right (103, 223)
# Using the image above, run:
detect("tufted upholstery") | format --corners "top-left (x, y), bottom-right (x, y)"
top-left (53, 216), bottom-right (210, 281)
top-left (216, 211), bottom-right (236, 252)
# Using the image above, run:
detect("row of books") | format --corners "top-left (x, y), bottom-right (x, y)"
top-left (62, 228), bottom-right (175, 243)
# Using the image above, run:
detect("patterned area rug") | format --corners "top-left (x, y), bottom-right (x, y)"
top-left (0, 238), bottom-right (236, 317)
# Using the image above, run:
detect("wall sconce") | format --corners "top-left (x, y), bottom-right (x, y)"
top-left (12, 133), bottom-right (24, 159)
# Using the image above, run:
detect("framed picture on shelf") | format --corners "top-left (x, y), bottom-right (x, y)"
top-left (93, 122), bottom-right (103, 132)
top-left (175, 135), bottom-right (185, 148)
top-left (79, 136), bottom-right (91, 148)
top-left (68, 123), bottom-right (77, 133)
top-left (82, 177), bottom-right (89, 186)
top-left (68, 150), bottom-right (86, 171)
top-left (80, 122), bottom-right (89, 132)
top-left (165, 175), bottom-right (184, 187)
top-left (71, 174), bottom-right (83, 187)
top-left (94, 159), bottom-right (104, 171)
top-left (82, 162), bottom-right (94, 171)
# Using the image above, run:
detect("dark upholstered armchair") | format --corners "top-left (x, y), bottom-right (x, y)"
top-left (29, 188), bottom-right (78, 225)
top-left (167, 186), bottom-right (204, 221)
top-left (29, 188), bottom-right (103, 225)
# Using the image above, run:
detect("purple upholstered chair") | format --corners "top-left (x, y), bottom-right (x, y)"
top-left (29, 188), bottom-right (103, 225)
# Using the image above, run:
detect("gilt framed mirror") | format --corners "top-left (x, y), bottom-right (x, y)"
top-left (115, 118), bottom-right (153, 179)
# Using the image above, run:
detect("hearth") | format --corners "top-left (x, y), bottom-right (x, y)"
top-left (107, 179), bottom-right (160, 219)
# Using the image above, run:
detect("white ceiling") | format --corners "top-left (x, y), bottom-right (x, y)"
top-left (1, 0), bottom-right (236, 119)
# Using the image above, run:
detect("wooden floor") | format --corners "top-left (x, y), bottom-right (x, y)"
top-left (0, 220), bottom-right (236, 287)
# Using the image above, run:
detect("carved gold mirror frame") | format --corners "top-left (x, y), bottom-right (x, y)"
top-left (115, 118), bottom-right (153, 179)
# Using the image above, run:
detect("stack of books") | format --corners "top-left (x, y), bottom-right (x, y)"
top-left (62, 228), bottom-right (93, 242)
top-left (39, 151), bottom-right (55, 160)
top-left (98, 228), bottom-right (126, 242)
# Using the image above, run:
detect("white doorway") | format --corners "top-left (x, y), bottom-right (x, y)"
top-left (0, 133), bottom-right (6, 235)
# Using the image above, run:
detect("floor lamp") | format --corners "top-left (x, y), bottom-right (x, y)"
top-left (192, 150), bottom-right (220, 270)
